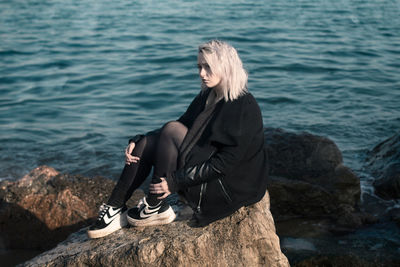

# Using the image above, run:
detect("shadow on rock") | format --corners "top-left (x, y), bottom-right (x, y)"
top-left (0, 202), bottom-right (92, 251)
top-left (0, 166), bottom-right (142, 254)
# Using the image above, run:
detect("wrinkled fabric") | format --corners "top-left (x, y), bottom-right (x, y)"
top-left (169, 88), bottom-right (269, 226)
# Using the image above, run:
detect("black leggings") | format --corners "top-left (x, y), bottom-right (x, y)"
top-left (107, 121), bottom-right (188, 207)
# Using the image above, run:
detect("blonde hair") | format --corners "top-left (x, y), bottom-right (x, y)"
top-left (198, 40), bottom-right (248, 102)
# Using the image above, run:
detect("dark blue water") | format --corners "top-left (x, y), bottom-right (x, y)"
top-left (1, 0), bottom-right (399, 182)
top-left (1, 0), bottom-right (400, 264)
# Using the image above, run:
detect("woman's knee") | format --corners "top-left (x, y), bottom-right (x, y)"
top-left (131, 135), bottom-right (147, 155)
top-left (161, 121), bottom-right (188, 137)
top-left (160, 121), bottom-right (188, 147)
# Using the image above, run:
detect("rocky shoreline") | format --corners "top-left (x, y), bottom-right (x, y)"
top-left (1, 128), bottom-right (399, 266)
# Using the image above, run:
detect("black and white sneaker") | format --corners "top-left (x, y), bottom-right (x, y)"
top-left (127, 197), bottom-right (176, 227)
top-left (87, 204), bottom-right (128, 239)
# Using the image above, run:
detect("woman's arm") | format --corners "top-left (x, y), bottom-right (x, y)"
top-left (171, 135), bottom-right (255, 189)
top-left (125, 142), bottom-right (140, 165)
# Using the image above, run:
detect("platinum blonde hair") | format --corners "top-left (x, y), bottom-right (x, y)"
top-left (198, 40), bottom-right (248, 101)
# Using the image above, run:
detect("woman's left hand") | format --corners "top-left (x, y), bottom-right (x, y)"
top-left (149, 177), bottom-right (171, 199)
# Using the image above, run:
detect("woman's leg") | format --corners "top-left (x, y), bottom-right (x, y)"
top-left (88, 134), bottom-right (159, 238)
top-left (147, 121), bottom-right (188, 205)
top-left (107, 120), bottom-right (187, 208)
top-left (126, 121), bottom-right (188, 227)
top-left (107, 133), bottom-right (158, 207)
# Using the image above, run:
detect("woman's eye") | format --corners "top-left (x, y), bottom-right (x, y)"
top-left (197, 64), bottom-right (210, 72)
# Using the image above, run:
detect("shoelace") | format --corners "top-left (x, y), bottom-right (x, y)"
top-left (97, 204), bottom-right (110, 221)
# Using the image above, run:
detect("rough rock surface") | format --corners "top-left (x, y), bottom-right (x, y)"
top-left (294, 254), bottom-right (400, 267)
top-left (3, 128), bottom-right (384, 266)
top-left (21, 191), bottom-right (289, 267)
top-left (0, 166), bottom-right (141, 250)
top-left (365, 131), bottom-right (400, 200)
top-left (264, 128), bottom-right (366, 228)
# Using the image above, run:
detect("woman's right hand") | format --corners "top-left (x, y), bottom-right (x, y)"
top-left (125, 142), bottom-right (140, 165)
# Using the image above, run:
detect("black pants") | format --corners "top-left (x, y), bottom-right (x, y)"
top-left (107, 121), bottom-right (188, 207)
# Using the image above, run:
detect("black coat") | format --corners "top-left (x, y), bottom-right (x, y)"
top-left (170, 89), bottom-right (269, 226)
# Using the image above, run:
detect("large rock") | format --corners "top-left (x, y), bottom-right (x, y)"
top-left (264, 128), bottom-right (364, 228)
top-left (2, 166), bottom-right (288, 266)
top-left (0, 166), bottom-right (141, 250)
top-left (21, 191), bottom-right (289, 267)
top-left (365, 132), bottom-right (400, 200)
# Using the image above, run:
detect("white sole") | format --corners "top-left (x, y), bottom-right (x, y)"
top-left (127, 206), bottom-right (176, 227)
top-left (87, 211), bottom-right (128, 239)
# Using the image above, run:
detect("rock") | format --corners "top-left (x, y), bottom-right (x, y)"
top-left (264, 128), bottom-right (363, 228)
top-left (265, 128), bottom-right (343, 178)
top-left (366, 132), bottom-right (400, 176)
top-left (294, 254), bottom-right (400, 267)
top-left (21, 191), bottom-right (289, 267)
top-left (2, 166), bottom-right (289, 266)
top-left (389, 207), bottom-right (400, 227)
top-left (365, 132), bottom-right (400, 200)
top-left (0, 166), bottom-right (142, 250)
top-left (373, 163), bottom-right (400, 200)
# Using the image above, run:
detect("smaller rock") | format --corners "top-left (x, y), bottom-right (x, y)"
top-left (17, 166), bottom-right (59, 188)
top-left (0, 166), bottom-right (142, 250)
top-left (264, 128), bottom-right (343, 180)
top-left (366, 132), bottom-right (400, 200)
top-left (264, 128), bottom-right (361, 227)
top-left (389, 207), bottom-right (400, 227)
top-left (366, 132), bottom-right (400, 176)
top-left (373, 163), bottom-right (400, 200)
top-left (294, 254), bottom-right (400, 267)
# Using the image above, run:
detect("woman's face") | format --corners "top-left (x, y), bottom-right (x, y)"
top-left (197, 53), bottom-right (221, 89)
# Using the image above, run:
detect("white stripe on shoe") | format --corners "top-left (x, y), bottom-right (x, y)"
top-left (127, 197), bottom-right (176, 227)
top-left (87, 204), bottom-right (128, 239)
top-left (128, 206), bottom-right (176, 227)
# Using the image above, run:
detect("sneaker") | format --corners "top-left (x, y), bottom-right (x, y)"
top-left (127, 197), bottom-right (176, 227)
top-left (87, 204), bottom-right (128, 239)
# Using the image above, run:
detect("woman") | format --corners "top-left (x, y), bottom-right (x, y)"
top-left (87, 40), bottom-right (269, 239)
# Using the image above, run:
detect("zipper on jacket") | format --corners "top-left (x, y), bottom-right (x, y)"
top-left (208, 149), bottom-right (216, 159)
top-left (197, 182), bottom-right (207, 213)
top-left (218, 178), bottom-right (232, 203)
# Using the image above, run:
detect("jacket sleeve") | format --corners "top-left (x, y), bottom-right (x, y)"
top-left (171, 95), bottom-right (263, 189)
top-left (172, 159), bottom-right (221, 189)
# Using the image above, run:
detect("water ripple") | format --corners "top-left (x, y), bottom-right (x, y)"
top-left (0, 0), bottom-right (399, 182)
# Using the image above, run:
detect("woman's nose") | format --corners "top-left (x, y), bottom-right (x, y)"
top-left (199, 68), bottom-right (206, 78)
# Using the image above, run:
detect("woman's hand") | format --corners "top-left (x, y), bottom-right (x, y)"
top-left (149, 178), bottom-right (171, 199)
top-left (125, 142), bottom-right (140, 165)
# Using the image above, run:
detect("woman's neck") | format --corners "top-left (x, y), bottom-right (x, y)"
top-left (206, 88), bottom-right (223, 108)
top-left (211, 87), bottom-right (223, 100)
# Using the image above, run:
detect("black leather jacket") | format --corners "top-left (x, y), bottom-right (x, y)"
top-left (169, 91), bottom-right (269, 226)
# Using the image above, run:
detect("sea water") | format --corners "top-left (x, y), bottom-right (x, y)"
top-left (1, 0), bottom-right (399, 181)
top-left (0, 0), bottom-right (400, 263)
